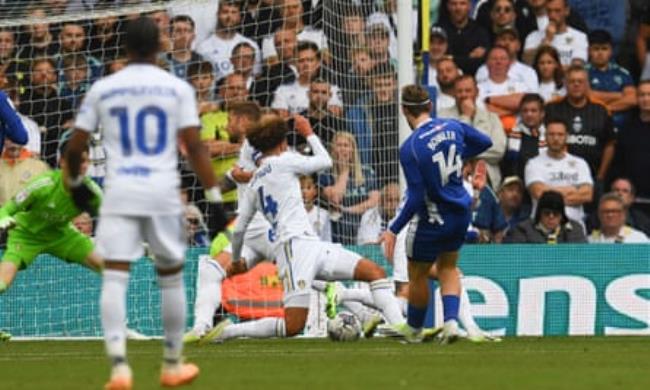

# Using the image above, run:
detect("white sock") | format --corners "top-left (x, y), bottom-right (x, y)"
top-left (458, 285), bottom-right (482, 336)
top-left (340, 287), bottom-right (375, 307)
top-left (369, 279), bottom-right (404, 324)
top-left (221, 318), bottom-right (286, 340)
top-left (101, 270), bottom-right (129, 367)
top-left (311, 280), bottom-right (327, 292)
top-left (397, 296), bottom-right (408, 317)
top-left (193, 257), bottom-right (226, 335)
top-left (159, 271), bottom-right (186, 365)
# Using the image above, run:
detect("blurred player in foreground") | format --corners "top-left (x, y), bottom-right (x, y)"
top-left (66, 17), bottom-right (225, 389)
top-left (200, 114), bottom-right (404, 343)
top-left (381, 84), bottom-right (492, 343)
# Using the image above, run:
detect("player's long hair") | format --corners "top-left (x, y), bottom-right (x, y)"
top-left (331, 132), bottom-right (365, 186)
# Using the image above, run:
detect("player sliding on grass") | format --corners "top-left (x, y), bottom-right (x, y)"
top-left (200, 113), bottom-right (405, 343)
top-left (66, 16), bottom-right (226, 390)
top-left (381, 84), bottom-right (492, 343)
top-left (0, 132), bottom-right (102, 341)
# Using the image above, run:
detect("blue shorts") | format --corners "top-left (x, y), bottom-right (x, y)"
top-left (405, 210), bottom-right (471, 262)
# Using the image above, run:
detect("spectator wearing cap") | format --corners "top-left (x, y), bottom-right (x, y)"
top-left (437, 0), bottom-right (490, 75)
top-left (524, 119), bottom-right (593, 226)
top-left (478, 45), bottom-right (536, 130)
top-left (523, 0), bottom-right (588, 67)
top-left (426, 27), bottom-right (449, 87)
top-left (612, 81), bottom-right (650, 205)
top-left (502, 93), bottom-right (546, 179)
top-left (365, 23), bottom-right (396, 68)
top-left (586, 29), bottom-right (636, 130)
top-left (498, 175), bottom-right (531, 232)
top-left (476, 27), bottom-right (538, 93)
top-left (440, 75), bottom-right (507, 188)
top-left (587, 178), bottom-right (650, 237)
top-left (504, 190), bottom-right (587, 243)
top-left (433, 56), bottom-right (460, 112)
top-left (588, 192), bottom-right (649, 243)
top-left (366, 0), bottom-right (401, 64)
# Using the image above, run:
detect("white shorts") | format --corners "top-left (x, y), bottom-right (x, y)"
top-left (276, 237), bottom-right (361, 308)
top-left (96, 214), bottom-right (186, 269)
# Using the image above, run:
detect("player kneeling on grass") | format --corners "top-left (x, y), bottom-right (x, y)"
top-left (0, 131), bottom-right (102, 341)
top-left (200, 114), bottom-right (405, 343)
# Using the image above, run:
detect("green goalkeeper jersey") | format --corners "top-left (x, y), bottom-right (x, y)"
top-left (0, 170), bottom-right (102, 241)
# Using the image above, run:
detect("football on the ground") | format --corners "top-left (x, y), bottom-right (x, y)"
top-left (327, 312), bottom-right (361, 342)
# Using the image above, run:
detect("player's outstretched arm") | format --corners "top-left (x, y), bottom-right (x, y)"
top-left (0, 90), bottom-right (28, 146)
top-left (230, 187), bottom-right (256, 264)
top-left (288, 115), bottom-right (333, 174)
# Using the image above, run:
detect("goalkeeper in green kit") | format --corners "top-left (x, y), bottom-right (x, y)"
top-left (0, 131), bottom-right (102, 340)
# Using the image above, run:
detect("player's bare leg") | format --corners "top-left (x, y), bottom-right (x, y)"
top-left (83, 251), bottom-right (104, 272)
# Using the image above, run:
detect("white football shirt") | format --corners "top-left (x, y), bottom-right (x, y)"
top-left (524, 27), bottom-right (588, 67)
top-left (271, 81), bottom-right (342, 114)
top-left (75, 63), bottom-right (199, 216)
top-left (196, 33), bottom-right (261, 80)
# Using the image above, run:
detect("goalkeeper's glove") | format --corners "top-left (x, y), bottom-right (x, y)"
top-left (70, 182), bottom-right (96, 216)
top-left (0, 216), bottom-right (16, 231)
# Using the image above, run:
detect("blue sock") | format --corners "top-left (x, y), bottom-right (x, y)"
top-left (442, 295), bottom-right (460, 322)
top-left (407, 304), bottom-right (427, 330)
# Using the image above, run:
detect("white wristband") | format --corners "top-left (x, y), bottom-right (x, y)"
top-left (67, 175), bottom-right (84, 188)
top-left (205, 186), bottom-right (223, 203)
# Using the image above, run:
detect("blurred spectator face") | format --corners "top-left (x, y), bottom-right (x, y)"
top-left (217, 3), bottom-right (242, 32)
top-left (539, 208), bottom-right (562, 231)
top-left (546, 122), bottom-right (568, 153)
top-left (28, 9), bottom-right (50, 40)
top-left (351, 50), bottom-right (373, 75)
top-left (64, 62), bottom-right (88, 89)
top-left (31, 60), bottom-right (57, 88)
top-left (447, 0), bottom-right (471, 25)
top-left (638, 83), bottom-right (650, 112)
top-left (60, 24), bottom-right (86, 53)
top-left (344, 15), bottom-right (365, 37)
top-left (309, 81), bottom-right (331, 110)
top-left (436, 58), bottom-right (460, 89)
top-left (231, 44), bottom-right (256, 75)
top-left (0, 31), bottom-right (15, 60)
top-left (528, 0), bottom-right (547, 9)
top-left (185, 208), bottom-right (204, 238)
top-left (171, 19), bottom-right (196, 51)
top-left (589, 43), bottom-right (612, 69)
top-left (372, 74), bottom-right (396, 103)
top-left (454, 77), bottom-right (478, 103)
top-left (566, 69), bottom-right (588, 101)
top-left (520, 99), bottom-right (544, 128)
top-left (282, 0), bottom-right (304, 26)
top-left (220, 73), bottom-right (248, 104)
top-left (227, 111), bottom-right (254, 140)
top-left (495, 33), bottom-right (520, 59)
top-left (536, 51), bottom-right (560, 81)
top-left (73, 213), bottom-right (93, 236)
top-left (300, 175), bottom-right (318, 205)
top-left (274, 29), bottom-right (297, 62)
top-left (486, 47), bottom-right (511, 78)
top-left (429, 36), bottom-right (448, 60)
top-left (95, 16), bottom-right (118, 32)
top-left (297, 48), bottom-right (320, 80)
top-left (190, 70), bottom-right (214, 97)
top-left (150, 11), bottom-right (171, 33)
top-left (491, 0), bottom-right (516, 28)
top-left (108, 58), bottom-right (128, 74)
top-left (332, 135), bottom-right (354, 164)
top-left (367, 28), bottom-right (390, 58)
top-left (598, 198), bottom-right (626, 233)
top-left (44, 0), bottom-right (67, 15)
top-left (611, 179), bottom-right (634, 208)
top-left (499, 181), bottom-right (524, 211)
top-left (546, 0), bottom-right (569, 29)
top-left (380, 183), bottom-right (400, 220)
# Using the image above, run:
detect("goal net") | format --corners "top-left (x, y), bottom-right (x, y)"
top-left (0, 0), bottom-right (401, 338)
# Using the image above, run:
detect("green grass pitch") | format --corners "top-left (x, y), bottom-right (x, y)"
top-left (1, 337), bottom-right (649, 389)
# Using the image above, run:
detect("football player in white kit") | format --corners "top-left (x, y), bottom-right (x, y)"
top-left (65, 17), bottom-right (225, 390)
top-left (200, 113), bottom-right (404, 343)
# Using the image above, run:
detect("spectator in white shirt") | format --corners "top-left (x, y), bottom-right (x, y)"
top-left (523, 0), bottom-right (588, 67)
top-left (476, 27), bottom-right (538, 93)
top-left (357, 182), bottom-right (401, 245)
top-left (300, 174), bottom-right (332, 242)
top-left (533, 45), bottom-right (566, 102)
top-left (589, 193), bottom-right (650, 243)
top-left (196, 0), bottom-right (261, 81)
top-left (525, 119), bottom-right (593, 225)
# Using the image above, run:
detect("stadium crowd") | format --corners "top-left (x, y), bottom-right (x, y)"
top-left (1, 0), bottom-right (650, 248)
